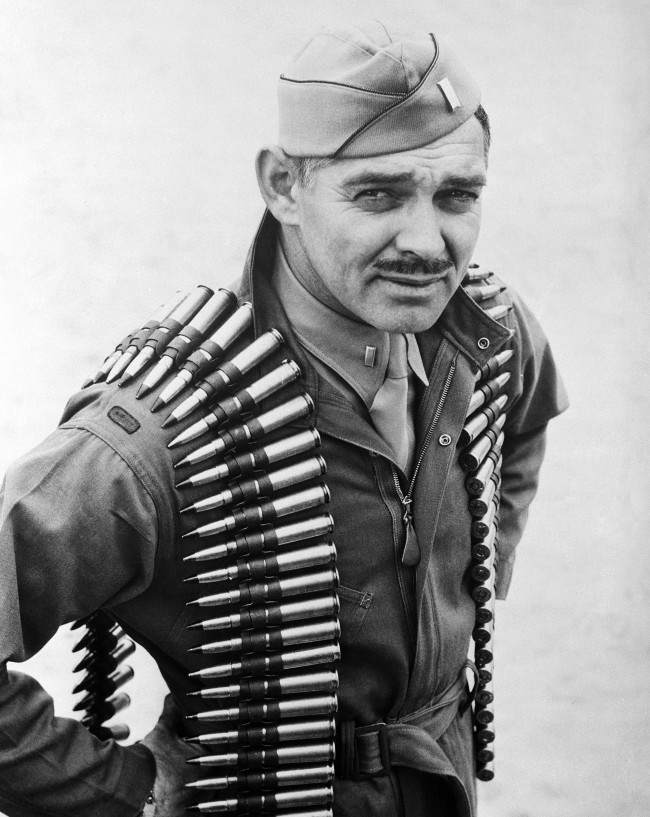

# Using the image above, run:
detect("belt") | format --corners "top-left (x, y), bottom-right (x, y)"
top-left (335, 663), bottom-right (475, 780)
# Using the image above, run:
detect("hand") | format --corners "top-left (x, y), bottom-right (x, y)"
top-left (141, 694), bottom-right (201, 816)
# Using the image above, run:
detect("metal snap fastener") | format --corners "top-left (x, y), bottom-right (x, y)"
top-left (438, 433), bottom-right (452, 446)
top-left (477, 337), bottom-right (490, 350)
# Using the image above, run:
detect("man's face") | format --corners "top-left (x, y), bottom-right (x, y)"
top-left (291, 116), bottom-right (487, 333)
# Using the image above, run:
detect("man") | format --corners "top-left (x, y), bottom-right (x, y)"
top-left (0, 22), bottom-right (567, 817)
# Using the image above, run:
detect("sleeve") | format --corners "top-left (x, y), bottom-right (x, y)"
top-left (0, 427), bottom-right (157, 816)
top-left (495, 292), bottom-right (569, 599)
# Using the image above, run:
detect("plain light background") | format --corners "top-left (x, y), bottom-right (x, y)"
top-left (0, 2), bottom-right (648, 815)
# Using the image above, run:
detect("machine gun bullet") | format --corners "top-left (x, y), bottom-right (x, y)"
top-left (476, 758), bottom-right (495, 782)
top-left (102, 291), bottom-right (184, 383)
top-left (72, 631), bottom-right (122, 661)
top-left (468, 471), bottom-right (500, 518)
top-left (151, 302), bottom-right (253, 411)
top-left (73, 638), bottom-right (135, 673)
top-left (185, 763), bottom-right (334, 790)
top-left (459, 414), bottom-right (506, 472)
top-left (173, 395), bottom-right (315, 470)
top-left (184, 514), bottom-right (334, 562)
top-left (170, 360), bottom-right (300, 447)
top-left (484, 303), bottom-right (512, 322)
top-left (72, 622), bottom-right (124, 652)
top-left (176, 426), bottom-right (319, 487)
top-left (162, 329), bottom-right (283, 426)
top-left (184, 541), bottom-right (336, 586)
top-left (463, 283), bottom-right (506, 302)
top-left (189, 594), bottom-right (339, 634)
top-left (182, 456), bottom-right (326, 515)
top-left (471, 497), bottom-right (499, 541)
top-left (183, 485), bottom-right (329, 540)
top-left (73, 664), bottom-right (135, 703)
top-left (462, 264), bottom-right (493, 284)
top-left (459, 394), bottom-right (508, 448)
top-left (187, 565), bottom-right (338, 609)
top-left (185, 785), bottom-right (333, 812)
top-left (188, 644), bottom-right (341, 682)
top-left (466, 372), bottom-right (511, 417)
top-left (188, 669), bottom-right (338, 701)
top-left (476, 746), bottom-right (495, 765)
top-left (188, 620), bottom-right (340, 656)
top-left (186, 718), bottom-right (335, 746)
top-left (186, 695), bottom-right (337, 723)
top-left (119, 285), bottom-right (214, 386)
top-left (475, 680), bottom-right (494, 708)
top-left (137, 290), bottom-right (236, 398)
top-left (477, 348), bottom-right (514, 381)
top-left (186, 741), bottom-right (333, 767)
top-left (81, 691), bottom-right (131, 724)
top-left (465, 436), bottom-right (504, 496)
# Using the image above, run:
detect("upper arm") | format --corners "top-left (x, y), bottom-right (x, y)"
top-left (0, 426), bottom-right (158, 664)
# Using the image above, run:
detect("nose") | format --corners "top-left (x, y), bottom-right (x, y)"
top-left (393, 197), bottom-right (446, 261)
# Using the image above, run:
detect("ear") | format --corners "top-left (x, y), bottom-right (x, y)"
top-left (255, 146), bottom-right (301, 225)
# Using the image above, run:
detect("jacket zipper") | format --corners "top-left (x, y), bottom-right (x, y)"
top-left (392, 360), bottom-right (456, 565)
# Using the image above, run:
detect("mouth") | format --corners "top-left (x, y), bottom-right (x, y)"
top-left (377, 269), bottom-right (451, 288)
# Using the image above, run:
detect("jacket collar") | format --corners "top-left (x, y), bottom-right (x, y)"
top-left (240, 210), bottom-right (513, 372)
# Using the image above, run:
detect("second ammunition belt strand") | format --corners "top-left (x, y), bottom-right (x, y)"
top-left (457, 265), bottom-right (515, 782)
top-left (457, 277), bottom-right (512, 781)
top-left (70, 610), bottom-right (135, 742)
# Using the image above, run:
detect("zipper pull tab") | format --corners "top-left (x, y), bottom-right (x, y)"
top-left (401, 497), bottom-right (421, 567)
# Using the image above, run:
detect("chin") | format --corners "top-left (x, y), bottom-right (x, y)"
top-left (364, 307), bottom-right (442, 334)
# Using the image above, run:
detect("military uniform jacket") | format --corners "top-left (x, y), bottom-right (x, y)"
top-left (0, 212), bottom-right (567, 816)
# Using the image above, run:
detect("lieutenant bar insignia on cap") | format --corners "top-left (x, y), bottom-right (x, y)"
top-left (438, 77), bottom-right (462, 111)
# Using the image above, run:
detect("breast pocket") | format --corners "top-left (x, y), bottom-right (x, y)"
top-left (337, 584), bottom-right (374, 644)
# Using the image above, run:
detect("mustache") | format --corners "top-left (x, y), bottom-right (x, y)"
top-left (373, 257), bottom-right (454, 276)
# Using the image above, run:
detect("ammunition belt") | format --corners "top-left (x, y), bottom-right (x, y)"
top-left (458, 263), bottom-right (513, 783)
top-left (72, 285), bottom-right (339, 815)
top-left (70, 265), bottom-right (513, 802)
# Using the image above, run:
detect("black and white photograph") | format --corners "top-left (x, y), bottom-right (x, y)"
top-left (0, 2), bottom-right (647, 816)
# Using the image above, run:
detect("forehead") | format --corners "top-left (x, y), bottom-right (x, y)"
top-left (324, 116), bottom-right (487, 187)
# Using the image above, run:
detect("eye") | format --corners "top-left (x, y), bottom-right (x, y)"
top-left (438, 189), bottom-right (481, 213)
top-left (353, 189), bottom-right (397, 210)
top-left (355, 189), bottom-right (391, 200)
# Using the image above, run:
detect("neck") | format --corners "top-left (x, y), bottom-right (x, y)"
top-left (279, 225), bottom-right (361, 320)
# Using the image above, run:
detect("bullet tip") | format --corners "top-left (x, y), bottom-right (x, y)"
top-left (135, 383), bottom-right (149, 399)
top-left (187, 622), bottom-right (202, 630)
top-left (117, 375), bottom-right (132, 388)
top-left (150, 397), bottom-right (164, 413)
top-left (161, 414), bottom-right (176, 429)
top-left (80, 378), bottom-right (94, 389)
top-left (175, 479), bottom-right (191, 488)
top-left (175, 455), bottom-right (190, 467)
top-left (179, 504), bottom-right (192, 514)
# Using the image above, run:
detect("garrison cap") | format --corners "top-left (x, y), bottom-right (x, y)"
top-left (278, 21), bottom-right (481, 158)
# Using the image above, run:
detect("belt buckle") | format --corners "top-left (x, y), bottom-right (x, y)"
top-left (354, 721), bottom-right (390, 778)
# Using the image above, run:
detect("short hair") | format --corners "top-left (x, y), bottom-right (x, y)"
top-left (290, 105), bottom-right (491, 186)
